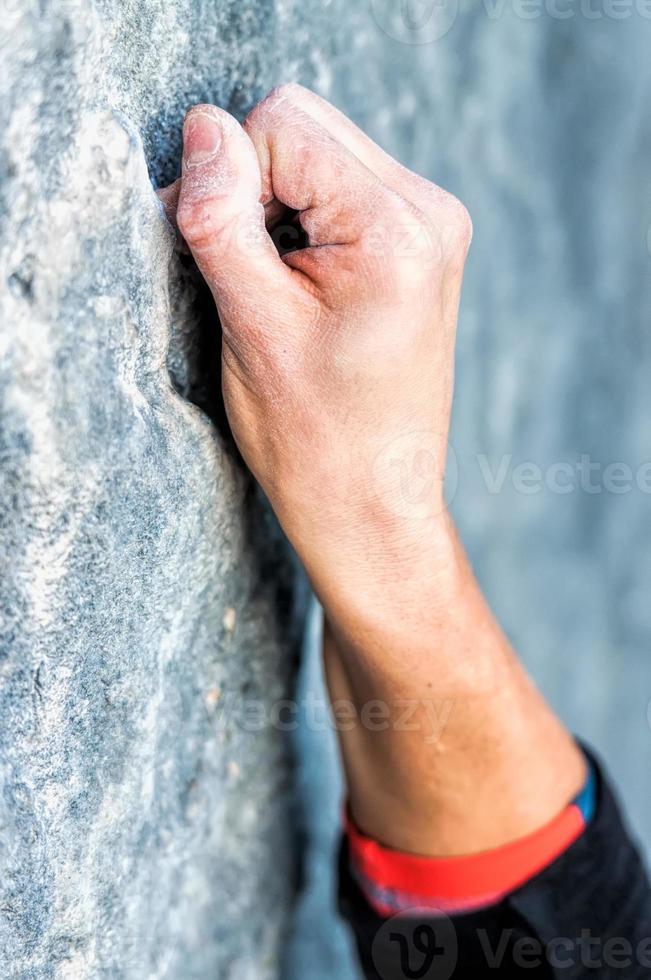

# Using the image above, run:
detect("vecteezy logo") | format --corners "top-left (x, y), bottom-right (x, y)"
top-left (371, 431), bottom-right (458, 521)
top-left (391, 925), bottom-right (445, 977)
top-left (372, 909), bottom-right (458, 980)
top-left (371, 0), bottom-right (459, 44)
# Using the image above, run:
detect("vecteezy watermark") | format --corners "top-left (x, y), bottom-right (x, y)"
top-left (371, 432), bottom-right (458, 522)
top-left (482, 0), bottom-right (651, 20)
top-left (372, 909), bottom-right (458, 980)
top-left (371, 915), bottom-right (651, 978)
top-left (208, 692), bottom-right (454, 744)
top-left (478, 928), bottom-right (651, 971)
top-left (477, 453), bottom-right (651, 496)
top-left (370, 0), bottom-right (651, 45)
top-left (269, 214), bottom-right (442, 269)
top-left (367, 440), bottom-right (651, 515)
top-left (371, 0), bottom-right (460, 44)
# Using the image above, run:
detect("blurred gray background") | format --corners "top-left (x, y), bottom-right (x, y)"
top-left (289, 3), bottom-right (651, 977)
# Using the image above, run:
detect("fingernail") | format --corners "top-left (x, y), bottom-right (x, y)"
top-left (183, 112), bottom-right (222, 169)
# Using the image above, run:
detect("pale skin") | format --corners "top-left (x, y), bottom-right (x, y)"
top-left (160, 83), bottom-right (586, 857)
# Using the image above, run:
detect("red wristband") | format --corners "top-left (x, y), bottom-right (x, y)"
top-left (345, 772), bottom-right (594, 918)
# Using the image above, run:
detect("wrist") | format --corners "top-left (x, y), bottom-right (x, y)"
top-left (287, 497), bottom-right (464, 660)
top-left (315, 511), bottom-right (474, 675)
top-left (259, 417), bottom-right (458, 640)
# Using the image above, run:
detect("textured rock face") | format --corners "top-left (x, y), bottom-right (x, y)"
top-left (2, 1), bottom-right (651, 978)
top-left (0, 3), bottom-right (318, 977)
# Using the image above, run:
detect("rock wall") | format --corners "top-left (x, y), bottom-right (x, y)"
top-left (2, 2), bottom-right (650, 979)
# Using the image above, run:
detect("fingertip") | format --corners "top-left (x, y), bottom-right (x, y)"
top-left (183, 103), bottom-right (228, 133)
top-left (182, 108), bottom-right (223, 171)
top-left (181, 104), bottom-right (262, 190)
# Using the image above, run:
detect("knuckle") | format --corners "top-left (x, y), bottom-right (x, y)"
top-left (442, 193), bottom-right (473, 252)
top-left (418, 182), bottom-right (473, 254)
top-left (246, 83), bottom-right (306, 128)
top-left (266, 82), bottom-right (307, 106)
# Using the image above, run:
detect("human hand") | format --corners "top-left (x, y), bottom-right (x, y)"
top-left (172, 84), bottom-right (471, 636)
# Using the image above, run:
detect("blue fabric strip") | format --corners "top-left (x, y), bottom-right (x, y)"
top-left (573, 758), bottom-right (597, 824)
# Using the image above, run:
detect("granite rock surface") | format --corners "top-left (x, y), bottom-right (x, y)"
top-left (0, 2), bottom-right (320, 976)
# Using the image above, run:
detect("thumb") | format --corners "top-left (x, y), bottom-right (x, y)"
top-left (177, 105), bottom-right (294, 326)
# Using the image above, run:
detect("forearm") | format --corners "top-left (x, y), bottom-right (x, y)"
top-left (317, 513), bottom-right (586, 856)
